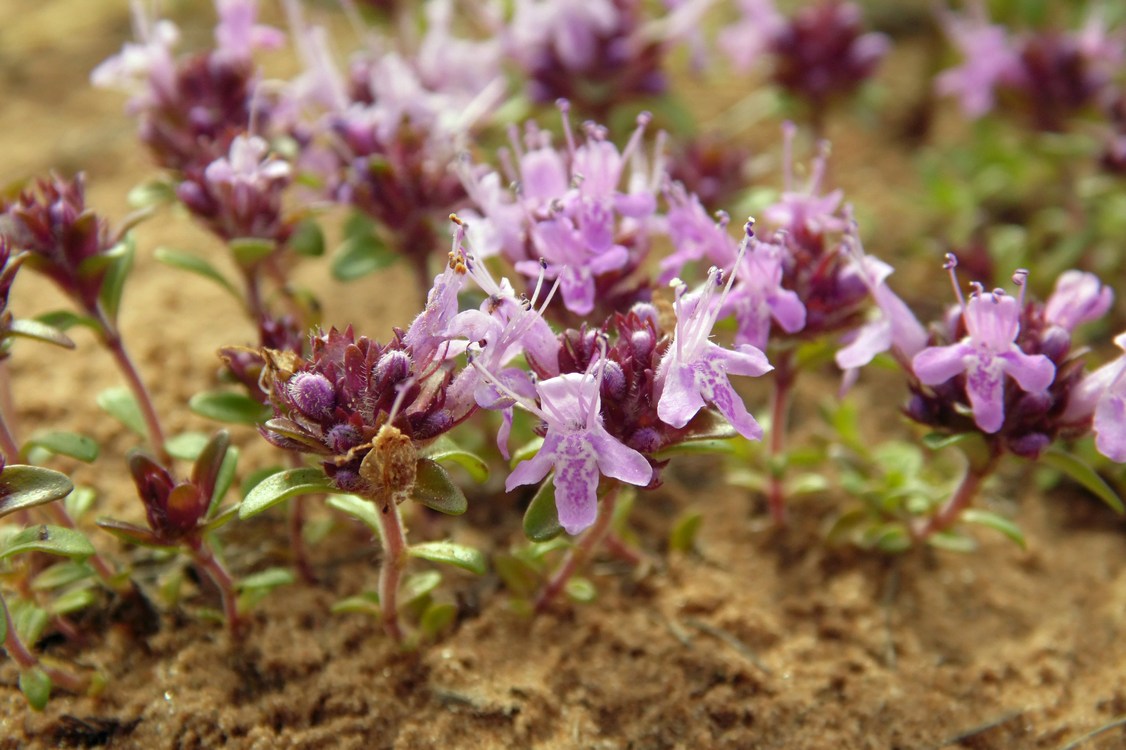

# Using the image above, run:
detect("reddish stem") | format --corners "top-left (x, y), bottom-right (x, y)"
top-left (375, 497), bottom-right (408, 643)
top-left (190, 539), bottom-right (242, 637)
top-left (95, 306), bottom-right (169, 465)
top-left (1, 593), bottom-right (88, 694)
top-left (535, 484), bottom-right (622, 613)
top-left (912, 463), bottom-right (993, 542)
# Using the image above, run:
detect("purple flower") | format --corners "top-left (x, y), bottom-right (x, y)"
top-left (657, 224), bottom-right (774, 440)
top-left (214, 0), bottom-right (284, 63)
top-left (935, 5), bottom-right (1022, 119)
top-left (505, 367), bottom-right (653, 535)
top-left (1064, 333), bottom-right (1126, 462)
top-left (719, 0), bottom-right (786, 72)
top-left (659, 183), bottom-right (738, 283)
top-left (723, 232), bottom-right (806, 350)
top-left (90, 2), bottom-right (180, 108)
top-left (912, 264), bottom-right (1055, 434)
top-left (834, 224), bottom-right (926, 375)
top-left (1044, 270), bottom-right (1113, 331)
top-left (763, 123), bottom-right (846, 242)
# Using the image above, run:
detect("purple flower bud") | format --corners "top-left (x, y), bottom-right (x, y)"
top-left (601, 360), bottom-right (627, 402)
top-left (1011, 390), bottom-right (1052, 421)
top-left (630, 329), bottom-right (655, 362)
top-left (374, 349), bottom-right (412, 387)
top-left (326, 423), bottom-right (364, 454)
top-left (904, 394), bottom-right (935, 424)
top-left (1008, 432), bottom-right (1051, 459)
top-left (1040, 325), bottom-right (1072, 363)
top-left (629, 302), bottom-right (660, 329)
top-left (327, 467), bottom-right (364, 493)
top-left (627, 427), bottom-right (663, 454)
top-left (288, 371), bottom-right (336, 419)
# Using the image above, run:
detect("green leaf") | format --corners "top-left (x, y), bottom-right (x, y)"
top-left (921, 432), bottom-right (977, 451)
top-left (331, 592), bottom-right (380, 616)
top-left (421, 436), bottom-right (489, 483)
top-left (413, 458), bottom-right (468, 515)
top-left (331, 226), bottom-right (397, 281)
top-left (189, 390), bottom-right (271, 426)
top-left (96, 386), bottom-right (146, 436)
top-left (401, 570), bottom-right (443, 605)
top-left (0, 525), bottom-right (95, 561)
top-left (127, 176), bottom-right (177, 209)
top-left (98, 235), bottom-right (135, 324)
top-left (12, 601), bottom-right (48, 645)
top-left (94, 519), bottom-right (166, 549)
top-left (32, 562), bottom-right (95, 591)
top-left (290, 218), bottom-right (325, 258)
top-left (241, 465), bottom-right (285, 500)
top-left (153, 247), bottom-right (240, 300)
top-left (64, 486), bottom-right (96, 519)
top-left (408, 541), bottom-right (487, 575)
top-left (510, 436), bottom-right (544, 467)
top-left (208, 447), bottom-right (239, 516)
top-left (1039, 448), bottom-right (1124, 513)
top-left (33, 310), bottom-right (99, 333)
top-left (21, 431), bottom-right (99, 463)
top-left (238, 567), bottom-right (296, 592)
top-left (927, 531), bottom-right (977, 553)
top-left (962, 509), bottom-right (1026, 549)
top-left (652, 438), bottom-right (739, 460)
top-left (326, 493), bottom-right (381, 534)
top-left (19, 668), bottom-right (51, 711)
top-left (564, 577), bottom-right (596, 603)
top-left (230, 237), bottom-right (276, 268)
top-left (523, 477), bottom-right (562, 542)
top-left (239, 468), bottom-right (334, 519)
top-left (48, 586), bottom-right (98, 616)
top-left (668, 510), bottom-right (703, 553)
top-left (6, 319), bottom-right (75, 349)
top-left (419, 601), bottom-right (457, 639)
top-left (165, 432), bottom-right (211, 461)
top-left (0, 465), bottom-right (74, 519)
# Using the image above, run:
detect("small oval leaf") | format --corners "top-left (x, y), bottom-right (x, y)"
top-left (523, 477), bottom-right (562, 542)
top-left (1039, 448), bottom-right (1124, 514)
top-left (413, 458), bottom-right (468, 515)
top-left (6, 319), bottom-right (76, 349)
top-left (326, 493), bottom-right (381, 534)
top-left (154, 247), bottom-right (240, 299)
top-left (962, 509), bottom-right (1026, 549)
top-left (421, 437), bottom-right (489, 483)
top-left (0, 466), bottom-right (74, 519)
top-left (0, 525), bottom-right (95, 562)
top-left (230, 237), bottom-right (277, 268)
top-left (408, 541), bottom-right (487, 575)
top-left (331, 231), bottom-right (397, 282)
top-left (239, 468), bottom-right (334, 519)
top-left (21, 431), bottom-right (99, 463)
top-left (96, 387), bottom-right (146, 436)
top-left (19, 668), bottom-right (52, 711)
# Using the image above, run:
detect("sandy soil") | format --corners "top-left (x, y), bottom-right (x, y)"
top-left (1, 3), bottom-right (1125, 749)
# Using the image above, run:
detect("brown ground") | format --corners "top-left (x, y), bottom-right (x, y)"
top-left (2, 3), bottom-right (1125, 749)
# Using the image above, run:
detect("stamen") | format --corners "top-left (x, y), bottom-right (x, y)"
top-left (386, 376), bottom-right (413, 426)
top-left (466, 344), bottom-right (547, 421)
top-left (945, 254), bottom-right (966, 308)
top-left (714, 209), bottom-right (730, 229)
top-left (991, 288), bottom-right (1005, 304)
top-left (557, 99), bottom-right (577, 160)
top-left (619, 111), bottom-right (652, 168)
top-left (1012, 268), bottom-right (1029, 309)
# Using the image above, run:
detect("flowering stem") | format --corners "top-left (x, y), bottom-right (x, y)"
top-left (767, 350), bottom-right (796, 525)
top-left (535, 484), bottom-right (622, 613)
top-left (94, 306), bottom-right (169, 465)
top-left (374, 496), bottom-right (408, 643)
top-left (189, 539), bottom-right (241, 637)
top-left (912, 461), bottom-right (995, 542)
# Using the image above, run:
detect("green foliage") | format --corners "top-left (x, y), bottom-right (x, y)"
top-left (408, 541), bottom-right (487, 575)
top-left (239, 468), bottom-right (335, 519)
top-left (0, 466), bottom-right (74, 519)
top-left (331, 212), bottom-right (398, 281)
top-left (96, 386), bottom-right (146, 436)
top-left (412, 458), bottom-right (469, 515)
top-left (189, 390), bottom-right (272, 426)
top-left (154, 247), bottom-right (240, 300)
top-left (0, 525), bottom-right (96, 562)
top-left (21, 431), bottom-right (99, 463)
top-left (523, 477), bottom-right (562, 542)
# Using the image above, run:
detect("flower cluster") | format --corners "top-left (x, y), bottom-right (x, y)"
top-left (904, 256), bottom-right (1117, 460)
top-left (937, 4), bottom-right (1125, 132)
top-left (460, 105), bottom-right (663, 317)
top-left (721, 0), bottom-right (888, 127)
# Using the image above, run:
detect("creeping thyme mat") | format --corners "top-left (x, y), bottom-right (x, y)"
top-left (2, 1), bottom-right (1126, 748)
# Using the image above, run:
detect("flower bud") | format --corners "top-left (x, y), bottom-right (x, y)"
top-left (1039, 326), bottom-right (1072, 364)
top-left (1011, 390), bottom-right (1053, 421)
top-left (630, 329), bottom-right (655, 362)
top-left (1008, 432), bottom-right (1051, 459)
top-left (601, 360), bottom-right (627, 402)
top-left (326, 423), bottom-right (364, 454)
top-left (288, 371), bottom-right (336, 419)
top-left (374, 350), bottom-right (412, 387)
top-left (628, 427), bottom-right (663, 454)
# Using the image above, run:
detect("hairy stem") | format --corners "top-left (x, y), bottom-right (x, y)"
top-left (94, 305), bottom-right (169, 464)
top-left (374, 497), bottom-right (408, 643)
top-left (535, 484), bottom-right (622, 613)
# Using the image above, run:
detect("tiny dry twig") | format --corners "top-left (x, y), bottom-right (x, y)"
top-left (933, 710), bottom-right (1024, 749)
top-left (682, 617), bottom-right (772, 675)
top-left (1056, 715), bottom-right (1126, 750)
